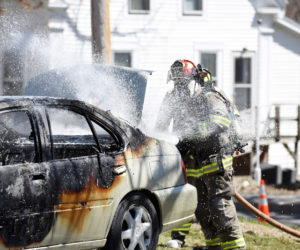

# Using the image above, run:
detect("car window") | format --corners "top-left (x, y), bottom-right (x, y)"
top-left (91, 120), bottom-right (120, 152)
top-left (46, 108), bottom-right (99, 160)
top-left (0, 110), bottom-right (36, 165)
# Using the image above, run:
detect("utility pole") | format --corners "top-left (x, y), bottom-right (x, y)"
top-left (91, 0), bottom-right (112, 64)
top-left (254, 17), bottom-right (262, 186)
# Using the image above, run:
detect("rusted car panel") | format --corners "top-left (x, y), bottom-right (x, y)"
top-left (0, 97), bottom-right (197, 249)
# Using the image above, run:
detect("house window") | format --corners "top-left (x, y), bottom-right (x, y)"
top-left (113, 52), bottom-right (132, 67)
top-left (200, 52), bottom-right (217, 86)
top-left (183, 0), bottom-right (203, 15)
top-left (233, 55), bottom-right (253, 111)
top-left (129, 0), bottom-right (150, 14)
top-left (2, 50), bottom-right (24, 95)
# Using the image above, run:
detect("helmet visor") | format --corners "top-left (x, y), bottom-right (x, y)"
top-left (169, 66), bottom-right (185, 79)
top-left (169, 66), bottom-right (195, 81)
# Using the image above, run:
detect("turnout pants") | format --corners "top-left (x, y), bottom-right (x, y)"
top-left (171, 155), bottom-right (246, 249)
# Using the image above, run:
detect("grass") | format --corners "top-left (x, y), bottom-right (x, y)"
top-left (157, 217), bottom-right (300, 250)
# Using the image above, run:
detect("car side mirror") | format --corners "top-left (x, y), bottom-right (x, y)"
top-left (29, 131), bottom-right (34, 140)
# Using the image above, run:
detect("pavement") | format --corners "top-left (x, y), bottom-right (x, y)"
top-left (234, 194), bottom-right (300, 227)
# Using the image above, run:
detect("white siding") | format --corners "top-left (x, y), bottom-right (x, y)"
top-left (47, 0), bottom-right (300, 172)
top-left (110, 0), bottom-right (258, 75)
top-left (49, 0), bottom-right (92, 68)
top-left (271, 26), bottom-right (300, 104)
top-left (52, 0), bottom-right (259, 94)
top-left (268, 25), bottom-right (300, 171)
top-left (109, 0), bottom-right (259, 133)
top-left (109, 0), bottom-right (259, 111)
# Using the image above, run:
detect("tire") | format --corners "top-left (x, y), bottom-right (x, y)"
top-left (104, 193), bottom-right (159, 250)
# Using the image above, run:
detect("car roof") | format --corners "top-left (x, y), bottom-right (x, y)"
top-left (0, 96), bottom-right (134, 134)
top-left (0, 96), bottom-right (150, 153)
top-left (0, 96), bottom-right (112, 118)
top-left (0, 95), bottom-right (84, 107)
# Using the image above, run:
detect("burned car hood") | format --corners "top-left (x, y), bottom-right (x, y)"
top-left (24, 64), bottom-right (149, 126)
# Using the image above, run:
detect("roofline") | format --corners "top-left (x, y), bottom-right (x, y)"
top-left (256, 7), bottom-right (282, 15)
top-left (254, 0), bottom-right (300, 37)
top-left (274, 17), bottom-right (300, 36)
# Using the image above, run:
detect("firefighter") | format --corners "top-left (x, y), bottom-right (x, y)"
top-left (157, 61), bottom-right (246, 249)
top-left (155, 59), bottom-right (199, 248)
top-left (155, 59), bottom-right (197, 137)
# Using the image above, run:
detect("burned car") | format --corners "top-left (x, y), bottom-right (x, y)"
top-left (0, 96), bottom-right (197, 250)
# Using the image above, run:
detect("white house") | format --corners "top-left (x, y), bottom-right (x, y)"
top-left (0, 0), bottom-right (50, 95)
top-left (1, 0), bottom-right (300, 174)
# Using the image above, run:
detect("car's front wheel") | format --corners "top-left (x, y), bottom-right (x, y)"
top-left (104, 193), bottom-right (159, 250)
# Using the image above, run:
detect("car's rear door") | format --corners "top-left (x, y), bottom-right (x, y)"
top-left (39, 105), bottom-right (124, 245)
top-left (0, 108), bottom-right (54, 249)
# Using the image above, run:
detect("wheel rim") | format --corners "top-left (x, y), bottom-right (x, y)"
top-left (121, 204), bottom-right (153, 250)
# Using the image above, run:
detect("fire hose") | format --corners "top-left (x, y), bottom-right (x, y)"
top-left (177, 140), bottom-right (300, 238)
top-left (231, 142), bottom-right (300, 238)
top-left (234, 192), bottom-right (300, 238)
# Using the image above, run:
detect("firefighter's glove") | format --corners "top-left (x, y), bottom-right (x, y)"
top-left (234, 141), bottom-right (248, 153)
top-left (176, 137), bottom-right (191, 156)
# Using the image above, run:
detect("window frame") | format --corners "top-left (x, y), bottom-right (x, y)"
top-left (128, 0), bottom-right (150, 14)
top-left (113, 51), bottom-right (132, 67)
top-left (195, 45), bottom-right (223, 88)
top-left (199, 51), bottom-right (218, 86)
top-left (44, 106), bottom-right (101, 160)
top-left (111, 41), bottom-right (138, 68)
top-left (87, 111), bottom-right (124, 152)
top-left (0, 108), bottom-right (41, 165)
top-left (182, 0), bottom-right (204, 16)
top-left (43, 105), bottom-right (124, 160)
top-left (232, 51), bottom-right (255, 111)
